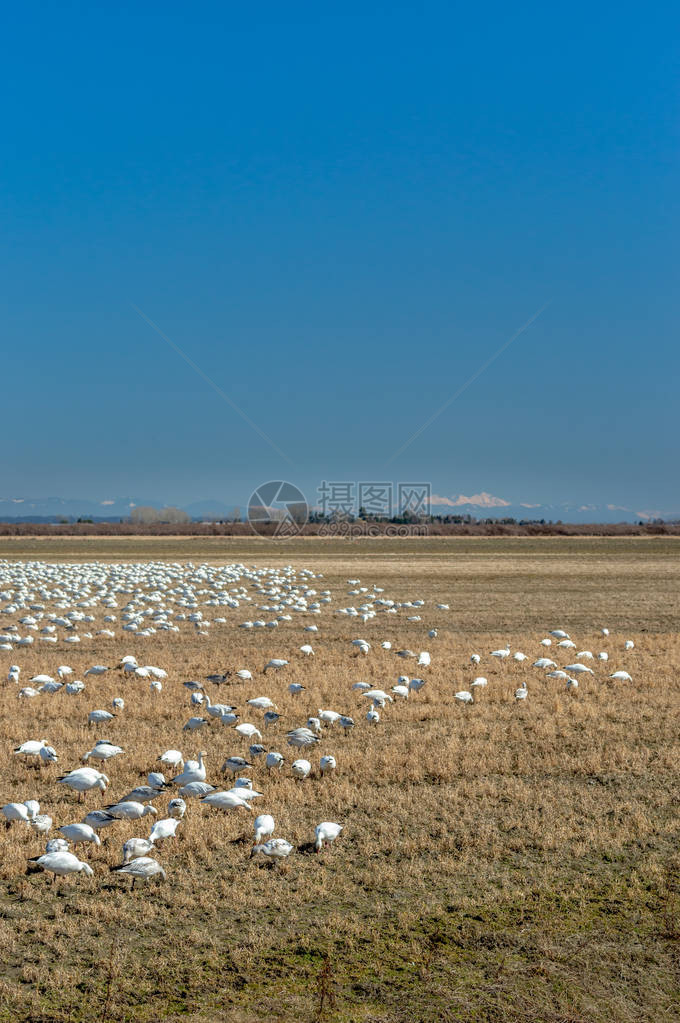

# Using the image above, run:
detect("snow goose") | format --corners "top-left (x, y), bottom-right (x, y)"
top-left (57, 768), bottom-right (109, 800)
top-left (83, 810), bottom-right (118, 831)
top-left (266, 751), bottom-right (285, 772)
top-left (2, 803), bottom-right (32, 826)
top-left (148, 818), bottom-right (181, 843)
top-left (171, 752), bottom-right (207, 786)
top-left (123, 837), bottom-right (156, 862)
top-left (319, 755), bottom-right (336, 776)
top-left (221, 756), bottom-right (252, 777)
top-left (29, 851), bottom-right (93, 883)
top-left (235, 723), bottom-right (263, 741)
top-left (104, 801), bottom-right (158, 821)
top-left (82, 741), bottom-right (124, 763)
top-left (200, 791), bottom-right (252, 811)
top-left (291, 759), bottom-right (311, 779)
top-left (30, 814), bottom-right (53, 836)
top-left (253, 814), bottom-right (275, 845)
top-left (88, 709), bottom-right (115, 726)
top-left (286, 727), bottom-right (320, 749)
top-left (158, 750), bottom-right (184, 771)
top-left (251, 838), bottom-right (293, 863)
top-left (58, 823), bottom-right (101, 848)
top-left (39, 745), bottom-right (58, 765)
top-left (315, 822), bottom-right (343, 852)
top-left (183, 716), bottom-right (208, 732)
top-left (13, 739), bottom-right (50, 760)
top-left (111, 856), bottom-right (166, 887)
top-left (263, 659), bottom-right (288, 673)
top-left (178, 781), bottom-right (214, 799)
top-left (167, 797), bottom-right (186, 818)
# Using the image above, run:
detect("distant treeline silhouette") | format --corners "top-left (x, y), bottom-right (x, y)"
top-left (0, 518), bottom-right (677, 537)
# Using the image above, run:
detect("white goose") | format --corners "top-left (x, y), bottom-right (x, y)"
top-left (253, 814), bottom-right (275, 845)
top-left (57, 768), bottom-right (109, 800)
top-left (29, 851), bottom-right (93, 883)
top-left (315, 822), bottom-right (343, 852)
top-left (111, 856), bottom-right (166, 887)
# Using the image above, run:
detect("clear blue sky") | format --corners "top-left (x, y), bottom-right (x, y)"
top-left (2, 2), bottom-right (678, 510)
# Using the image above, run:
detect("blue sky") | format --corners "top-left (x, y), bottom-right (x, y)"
top-left (2, 2), bottom-right (678, 511)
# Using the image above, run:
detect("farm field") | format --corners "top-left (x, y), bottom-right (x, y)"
top-left (0, 537), bottom-right (678, 1023)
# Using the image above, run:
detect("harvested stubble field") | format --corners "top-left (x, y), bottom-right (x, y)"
top-left (0, 536), bottom-right (678, 1023)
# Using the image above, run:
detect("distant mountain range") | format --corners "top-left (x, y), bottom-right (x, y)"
top-left (0, 494), bottom-right (677, 524)
top-left (428, 493), bottom-right (678, 523)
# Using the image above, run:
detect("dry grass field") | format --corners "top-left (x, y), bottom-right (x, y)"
top-left (0, 537), bottom-right (678, 1023)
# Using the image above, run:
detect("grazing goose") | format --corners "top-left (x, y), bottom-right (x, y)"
top-left (182, 716), bottom-right (208, 732)
top-left (167, 798), bottom-right (186, 818)
top-left (58, 823), bottom-right (101, 848)
top-left (104, 801), bottom-right (158, 821)
top-left (83, 810), bottom-right (118, 831)
top-left (30, 814), bottom-right (53, 836)
top-left (111, 856), bottom-right (166, 887)
top-left (288, 683), bottom-right (305, 695)
top-left (158, 750), bottom-right (184, 770)
top-left (454, 691), bottom-right (474, 705)
top-left (563, 663), bottom-right (594, 675)
top-left (123, 838), bottom-right (156, 862)
top-left (291, 759), bottom-right (311, 779)
top-left (286, 727), bottom-right (320, 749)
top-left (315, 822), bottom-right (343, 852)
top-left (221, 756), bottom-right (252, 776)
top-left (253, 814), bottom-right (275, 845)
top-left (148, 818), bottom-right (181, 843)
top-left (200, 791), bottom-right (253, 811)
top-left (82, 741), bottom-right (124, 763)
top-left (609, 671), bottom-right (633, 681)
top-left (320, 755), bottom-right (337, 776)
top-left (2, 803), bottom-right (32, 826)
top-left (515, 683), bottom-right (528, 701)
top-left (235, 723), bottom-right (263, 741)
top-left (366, 708), bottom-right (380, 725)
top-left (266, 752), bottom-right (285, 772)
top-left (29, 851), bottom-right (94, 883)
top-left (45, 838), bottom-right (70, 853)
top-left (88, 709), bottom-right (115, 726)
top-left (251, 838), bottom-right (293, 863)
top-left (57, 768), bottom-right (109, 800)
top-left (247, 696), bottom-right (277, 712)
top-left (178, 781), bottom-right (215, 799)
top-left (263, 659), bottom-right (288, 673)
top-left (39, 745), bottom-right (58, 765)
top-left (13, 739), bottom-right (50, 760)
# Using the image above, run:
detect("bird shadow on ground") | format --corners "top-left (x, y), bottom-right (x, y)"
top-left (297, 841), bottom-right (317, 856)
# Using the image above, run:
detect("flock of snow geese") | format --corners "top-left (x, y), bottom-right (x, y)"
top-left (0, 559), bottom-right (637, 889)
